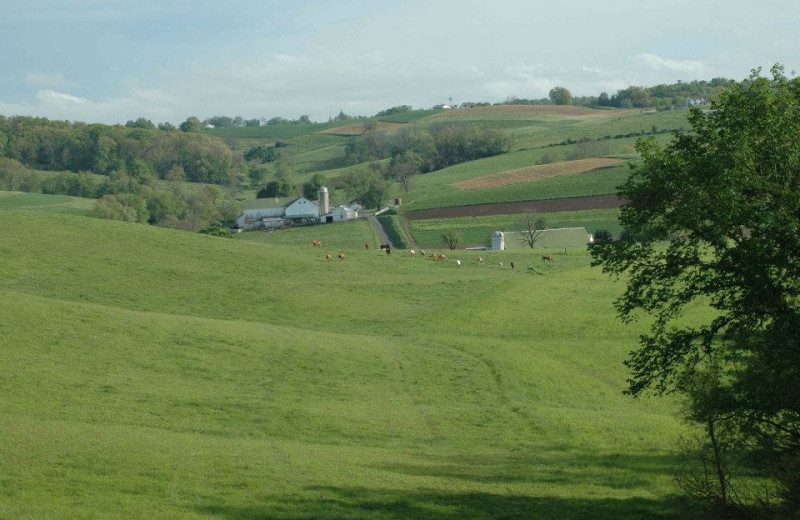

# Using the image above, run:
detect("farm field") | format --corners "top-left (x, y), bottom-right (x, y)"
top-left (408, 208), bottom-right (623, 247)
top-left (454, 158), bottom-right (624, 190)
top-left (0, 195), bottom-right (695, 520)
top-left (320, 121), bottom-right (408, 135)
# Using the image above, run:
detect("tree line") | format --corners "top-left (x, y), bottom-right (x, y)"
top-left (344, 123), bottom-right (512, 173)
top-left (0, 157), bottom-right (239, 231)
top-left (501, 77), bottom-right (734, 110)
top-left (0, 116), bottom-right (241, 184)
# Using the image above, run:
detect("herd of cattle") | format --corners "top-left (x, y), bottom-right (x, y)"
top-left (313, 239), bottom-right (556, 267)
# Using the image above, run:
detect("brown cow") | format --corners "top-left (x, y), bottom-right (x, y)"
top-left (338, 251), bottom-right (345, 261)
top-left (312, 240), bottom-right (322, 247)
top-left (365, 242), bottom-right (370, 250)
top-left (325, 251), bottom-right (332, 261)
top-left (542, 255), bottom-right (554, 263)
top-left (438, 254), bottom-right (447, 261)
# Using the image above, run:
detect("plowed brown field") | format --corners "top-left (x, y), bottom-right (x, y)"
top-left (454, 158), bottom-right (624, 191)
top-left (320, 121), bottom-right (407, 135)
top-left (403, 195), bottom-right (626, 220)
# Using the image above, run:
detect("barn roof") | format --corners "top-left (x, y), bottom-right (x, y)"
top-left (243, 197), bottom-right (298, 210)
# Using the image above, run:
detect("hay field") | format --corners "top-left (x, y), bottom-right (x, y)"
top-left (454, 158), bottom-right (625, 190)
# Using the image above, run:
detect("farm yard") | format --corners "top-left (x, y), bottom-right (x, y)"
top-left (0, 193), bottom-right (693, 520)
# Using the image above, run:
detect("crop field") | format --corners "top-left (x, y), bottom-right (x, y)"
top-left (408, 208), bottom-right (623, 247)
top-left (401, 162), bottom-right (632, 212)
top-left (454, 158), bottom-right (625, 190)
top-left (319, 121), bottom-right (408, 136)
top-left (0, 194), bottom-right (697, 519)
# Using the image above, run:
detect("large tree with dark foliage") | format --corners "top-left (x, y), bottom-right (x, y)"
top-left (591, 66), bottom-right (800, 518)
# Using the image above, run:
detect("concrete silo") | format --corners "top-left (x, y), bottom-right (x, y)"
top-left (318, 186), bottom-right (330, 217)
top-left (491, 231), bottom-right (505, 251)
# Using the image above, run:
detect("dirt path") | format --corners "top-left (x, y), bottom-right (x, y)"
top-left (368, 215), bottom-right (392, 247)
top-left (403, 194), bottom-right (627, 221)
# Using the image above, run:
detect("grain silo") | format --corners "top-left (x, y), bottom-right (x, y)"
top-left (491, 231), bottom-right (505, 251)
top-left (318, 186), bottom-right (330, 217)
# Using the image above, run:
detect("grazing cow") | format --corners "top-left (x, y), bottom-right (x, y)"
top-left (542, 255), bottom-right (554, 263)
top-left (338, 251), bottom-right (345, 261)
top-left (410, 249), bottom-right (416, 257)
top-left (420, 250), bottom-right (425, 257)
top-left (385, 245), bottom-right (391, 255)
top-left (477, 257), bottom-right (485, 266)
top-left (510, 261), bottom-right (515, 269)
top-left (312, 240), bottom-right (322, 247)
top-left (439, 254), bottom-right (447, 261)
top-left (380, 244), bottom-right (386, 250)
top-left (325, 251), bottom-right (332, 261)
top-left (365, 242), bottom-right (370, 250)
top-left (456, 259), bottom-right (462, 267)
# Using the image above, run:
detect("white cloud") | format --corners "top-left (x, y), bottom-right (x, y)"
top-left (636, 53), bottom-right (704, 74)
top-left (36, 90), bottom-right (89, 105)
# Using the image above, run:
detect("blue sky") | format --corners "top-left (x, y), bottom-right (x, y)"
top-left (1, 0), bottom-right (797, 124)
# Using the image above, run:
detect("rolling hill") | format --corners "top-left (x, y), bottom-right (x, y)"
top-left (0, 194), bottom-right (694, 519)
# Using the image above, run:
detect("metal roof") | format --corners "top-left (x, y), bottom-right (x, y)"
top-left (243, 197), bottom-right (299, 210)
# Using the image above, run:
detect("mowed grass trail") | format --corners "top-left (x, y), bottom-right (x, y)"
top-left (1, 200), bottom-right (689, 519)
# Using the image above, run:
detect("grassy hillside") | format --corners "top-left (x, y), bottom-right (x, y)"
top-left (0, 196), bottom-right (694, 519)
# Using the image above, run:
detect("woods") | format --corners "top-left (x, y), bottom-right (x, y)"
top-left (0, 116), bottom-right (238, 184)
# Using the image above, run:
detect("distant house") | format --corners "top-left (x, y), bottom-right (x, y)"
top-left (686, 97), bottom-right (709, 107)
top-left (235, 196), bottom-right (319, 230)
top-left (433, 103), bottom-right (453, 110)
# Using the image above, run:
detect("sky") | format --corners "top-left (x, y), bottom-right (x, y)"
top-left (0, 0), bottom-right (797, 124)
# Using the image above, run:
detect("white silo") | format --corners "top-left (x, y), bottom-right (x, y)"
top-left (491, 231), bottom-right (505, 251)
top-left (318, 186), bottom-right (330, 216)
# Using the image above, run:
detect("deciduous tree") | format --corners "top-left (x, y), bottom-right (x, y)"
top-left (590, 65), bottom-right (800, 517)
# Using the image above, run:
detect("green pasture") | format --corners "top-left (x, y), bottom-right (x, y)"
top-left (0, 190), bottom-right (95, 215)
top-left (236, 218), bottom-right (381, 250)
top-left (408, 208), bottom-right (623, 247)
top-left (0, 195), bottom-right (695, 519)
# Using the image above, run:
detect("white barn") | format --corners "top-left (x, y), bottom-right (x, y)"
top-left (322, 205), bottom-right (358, 223)
top-left (235, 196), bottom-right (319, 230)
